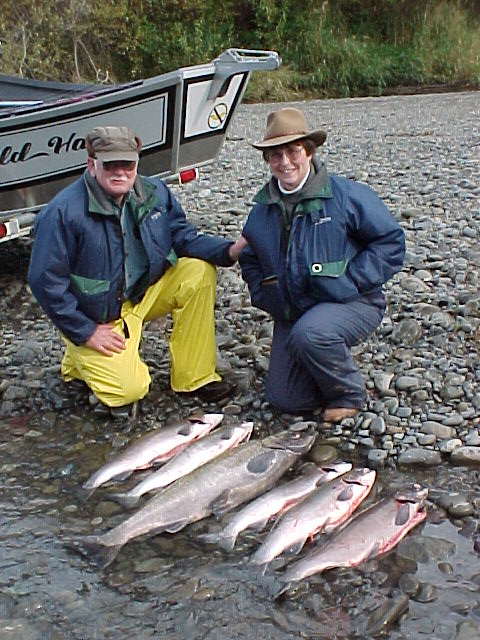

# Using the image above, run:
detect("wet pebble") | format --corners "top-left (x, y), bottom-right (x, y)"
top-left (309, 444), bottom-right (339, 464)
top-left (397, 449), bottom-right (442, 467)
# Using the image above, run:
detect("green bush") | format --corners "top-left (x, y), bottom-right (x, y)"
top-left (0, 0), bottom-right (478, 99)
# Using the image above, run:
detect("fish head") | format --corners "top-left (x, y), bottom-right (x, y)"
top-left (263, 430), bottom-right (317, 455)
top-left (223, 421), bottom-right (254, 445)
top-left (394, 484), bottom-right (429, 523)
top-left (201, 413), bottom-right (225, 429)
top-left (319, 461), bottom-right (353, 481)
top-left (341, 467), bottom-right (377, 498)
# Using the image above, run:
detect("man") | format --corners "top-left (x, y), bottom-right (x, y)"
top-left (28, 125), bottom-right (246, 409)
top-left (239, 108), bottom-right (405, 422)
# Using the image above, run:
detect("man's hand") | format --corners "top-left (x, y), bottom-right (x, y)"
top-left (85, 323), bottom-right (126, 356)
top-left (228, 235), bottom-right (249, 262)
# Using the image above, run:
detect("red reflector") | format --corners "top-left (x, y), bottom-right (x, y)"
top-left (0, 224), bottom-right (7, 239)
top-left (179, 168), bottom-right (198, 184)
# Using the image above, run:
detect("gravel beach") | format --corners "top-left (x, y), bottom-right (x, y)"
top-left (2, 91), bottom-right (479, 466)
top-left (1, 91), bottom-right (480, 640)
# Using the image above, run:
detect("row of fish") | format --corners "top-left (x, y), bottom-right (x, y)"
top-left (70, 415), bottom-right (318, 569)
top-left (69, 411), bottom-right (428, 594)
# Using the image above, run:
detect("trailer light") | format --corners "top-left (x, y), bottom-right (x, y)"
top-left (179, 168), bottom-right (198, 184)
top-left (0, 224), bottom-right (6, 239)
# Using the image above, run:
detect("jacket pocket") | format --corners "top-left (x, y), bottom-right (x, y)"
top-left (309, 259), bottom-right (348, 278)
top-left (253, 276), bottom-right (288, 320)
top-left (308, 259), bottom-right (359, 302)
top-left (71, 274), bottom-right (110, 295)
top-left (71, 274), bottom-right (111, 322)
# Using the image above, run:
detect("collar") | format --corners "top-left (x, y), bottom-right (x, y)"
top-left (254, 158), bottom-right (332, 205)
top-left (84, 169), bottom-right (157, 221)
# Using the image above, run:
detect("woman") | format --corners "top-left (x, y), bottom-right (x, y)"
top-left (239, 107), bottom-right (405, 422)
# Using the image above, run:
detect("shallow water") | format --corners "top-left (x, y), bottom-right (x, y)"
top-left (2, 410), bottom-right (480, 640)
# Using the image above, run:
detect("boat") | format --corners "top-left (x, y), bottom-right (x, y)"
top-left (0, 48), bottom-right (280, 243)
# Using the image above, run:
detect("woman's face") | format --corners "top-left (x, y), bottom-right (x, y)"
top-left (267, 142), bottom-right (312, 191)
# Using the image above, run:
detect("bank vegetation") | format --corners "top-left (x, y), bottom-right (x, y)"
top-left (1, 0), bottom-right (479, 101)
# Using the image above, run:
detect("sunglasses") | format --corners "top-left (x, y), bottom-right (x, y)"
top-left (100, 160), bottom-right (137, 172)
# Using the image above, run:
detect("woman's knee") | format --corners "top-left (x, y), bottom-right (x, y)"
top-left (287, 320), bottom-right (341, 358)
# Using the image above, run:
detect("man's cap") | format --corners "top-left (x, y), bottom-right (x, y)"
top-left (250, 107), bottom-right (326, 150)
top-left (86, 126), bottom-right (142, 161)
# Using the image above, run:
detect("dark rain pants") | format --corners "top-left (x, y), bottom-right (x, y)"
top-left (265, 293), bottom-right (386, 414)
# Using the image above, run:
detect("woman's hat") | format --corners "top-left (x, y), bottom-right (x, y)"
top-left (250, 107), bottom-right (327, 150)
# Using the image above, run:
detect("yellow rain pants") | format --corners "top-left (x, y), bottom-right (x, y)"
top-left (61, 258), bottom-right (221, 407)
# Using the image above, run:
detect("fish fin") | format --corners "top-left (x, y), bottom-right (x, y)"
top-left (337, 485), bottom-right (354, 501)
top-left (217, 534), bottom-right (237, 551)
top-left (65, 536), bottom-right (121, 570)
top-left (366, 543), bottom-right (381, 561)
top-left (286, 538), bottom-right (308, 555)
top-left (250, 517), bottom-right (270, 532)
top-left (395, 503), bottom-right (410, 526)
top-left (197, 532), bottom-right (221, 545)
top-left (198, 531), bottom-right (237, 551)
top-left (110, 470), bottom-right (133, 482)
top-left (272, 579), bottom-right (292, 601)
top-left (177, 424), bottom-right (193, 436)
top-left (247, 451), bottom-right (277, 474)
top-left (165, 521), bottom-right (189, 534)
top-left (209, 490), bottom-right (233, 517)
top-left (107, 493), bottom-right (140, 510)
top-left (73, 485), bottom-right (96, 502)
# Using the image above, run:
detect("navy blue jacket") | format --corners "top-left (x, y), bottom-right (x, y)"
top-left (28, 173), bottom-right (233, 345)
top-left (239, 168), bottom-right (405, 322)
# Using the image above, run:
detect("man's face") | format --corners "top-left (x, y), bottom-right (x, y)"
top-left (88, 158), bottom-right (137, 204)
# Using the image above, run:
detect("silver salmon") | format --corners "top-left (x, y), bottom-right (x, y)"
top-left (109, 422), bottom-right (254, 509)
top-left (68, 430), bottom-right (316, 569)
top-left (78, 412), bottom-right (224, 500)
top-left (280, 484), bottom-right (428, 589)
top-left (250, 468), bottom-right (376, 566)
top-left (202, 461), bottom-right (353, 551)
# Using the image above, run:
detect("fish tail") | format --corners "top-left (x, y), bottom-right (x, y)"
top-left (272, 579), bottom-right (292, 601)
top-left (65, 535), bottom-right (122, 570)
top-left (73, 485), bottom-right (96, 502)
top-left (107, 492), bottom-right (140, 510)
top-left (218, 533), bottom-right (237, 552)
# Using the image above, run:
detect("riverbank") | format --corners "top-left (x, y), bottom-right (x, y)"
top-left (1, 90), bottom-right (479, 464)
top-left (1, 90), bottom-right (480, 639)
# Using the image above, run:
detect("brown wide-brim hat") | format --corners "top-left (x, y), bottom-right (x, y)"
top-left (250, 107), bottom-right (327, 150)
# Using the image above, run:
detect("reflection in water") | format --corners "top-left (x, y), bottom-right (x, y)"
top-left (1, 412), bottom-right (480, 639)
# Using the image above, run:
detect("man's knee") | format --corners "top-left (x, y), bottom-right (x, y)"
top-left (90, 373), bottom-right (149, 408)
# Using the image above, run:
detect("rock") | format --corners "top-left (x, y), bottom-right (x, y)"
top-left (450, 447), bottom-right (480, 466)
top-left (397, 449), bottom-right (442, 466)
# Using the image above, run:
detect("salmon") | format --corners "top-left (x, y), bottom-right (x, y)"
top-left (250, 468), bottom-right (376, 566)
top-left (78, 412), bottom-right (224, 500)
top-left (67, 430), bottom-right (317, 569)
top-left (202, 461), bottom-right (353, 551)
top-left (109, 422), bottom-right (254, 509)
top-left (278, 484), bottom-right (428, 593)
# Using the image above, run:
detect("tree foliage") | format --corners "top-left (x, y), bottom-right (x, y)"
top-left (0, 0), bottom-right (478, 97)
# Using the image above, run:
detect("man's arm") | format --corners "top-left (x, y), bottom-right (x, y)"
top-left (28, 204), bottom-right (98, 346)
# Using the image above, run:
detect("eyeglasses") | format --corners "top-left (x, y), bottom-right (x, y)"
top-left (100, 160), bottom-right (137, 172)
top-left (267, 145), bottom-right (305, 163)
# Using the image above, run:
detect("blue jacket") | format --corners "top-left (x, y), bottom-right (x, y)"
top-left (239, 165), bottom-right (405, 321)
top-left (28, 172), bottom-right (233, 345)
